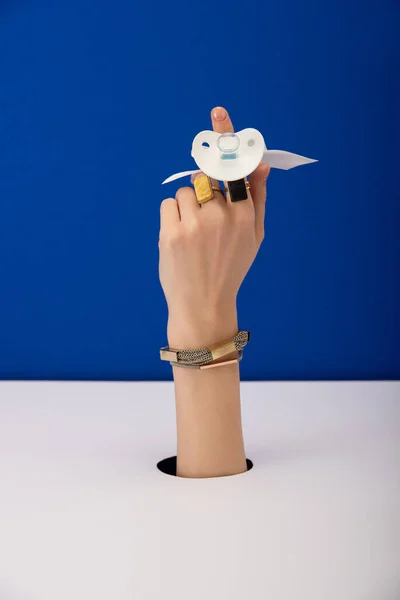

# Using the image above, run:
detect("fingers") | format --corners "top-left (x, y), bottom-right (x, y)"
top-left (211, 106), bottom-right (234, 134)
top-left (210, 106), bottom-right (235, 205)
top-left (160, 197), bottom-right (180, 229)
top-left (211, 106), bottom-right (254, 215)
top-left (175, 186), bottom-right (199, 221)
top-left (249, 163), bottom-right (271, 244)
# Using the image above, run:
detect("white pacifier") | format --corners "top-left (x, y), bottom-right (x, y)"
top-left (162, 127), bottom-right (317, 185)
top-left (191, 128), bottom-right (265, 181)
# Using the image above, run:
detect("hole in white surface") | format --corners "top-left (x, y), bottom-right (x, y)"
top-left (202, 142), bottom-right (210, 148)
top-left (157, 456), bottom-right (253, 478)
top-left (247, 139), bottom-right (255, 147)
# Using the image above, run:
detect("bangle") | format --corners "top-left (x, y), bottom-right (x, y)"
top-left (170, 350), bottom-right (243, 370)
top-left (160, 330), bottom-right (250, 368)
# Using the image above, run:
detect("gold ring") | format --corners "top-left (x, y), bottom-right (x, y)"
top-left (194, 175), bottom-right (222, 204)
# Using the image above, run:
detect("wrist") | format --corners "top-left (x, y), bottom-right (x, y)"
top-left (167, 304), bottom-right (238, 349)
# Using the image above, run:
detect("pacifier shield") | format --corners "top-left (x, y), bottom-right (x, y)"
top-left (191, 128), bottom-right (265, 182)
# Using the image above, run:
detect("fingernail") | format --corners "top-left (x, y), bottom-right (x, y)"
top-left (212, 107), bottom-right (227, 122)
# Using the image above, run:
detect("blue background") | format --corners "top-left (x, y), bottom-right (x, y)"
top-left (0, 0), bottom-right (399, 380)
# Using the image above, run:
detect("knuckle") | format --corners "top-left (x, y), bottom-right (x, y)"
top-left (176, 186), bottom-right (194, 200)
top-left (233, 207), bottom-right (254, 228)
top-left (185, 218), bottom-right (201, 237)
top-left (210, 206), bottom-right (226, 226)
top-left (169, 227), bottom-right (183, 244)
top-left (160, 226), bottom-right (182, 247)
top-left (161, 197), bottom-right (175, 210)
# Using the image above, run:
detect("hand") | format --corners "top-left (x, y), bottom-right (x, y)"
top-left (159, 106), bottom-right (270, 348)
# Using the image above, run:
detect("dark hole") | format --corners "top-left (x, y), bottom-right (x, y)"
top-left (202, 142), bottom-right (210, 148)
top-left (157, 456), bottom-right (253, 477)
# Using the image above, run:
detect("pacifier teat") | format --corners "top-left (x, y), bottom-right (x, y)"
top-left (217, 133), bottom-right (240, 160)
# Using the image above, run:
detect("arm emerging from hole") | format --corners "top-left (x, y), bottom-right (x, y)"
top-left (159, 107), bottom-right (270, 478)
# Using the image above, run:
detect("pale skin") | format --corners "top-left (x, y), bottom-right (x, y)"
top-left (159, 106), bottom-right (270, 478)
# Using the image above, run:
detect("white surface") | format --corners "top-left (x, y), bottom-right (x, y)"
top-left (0, 381), bottom-right (399, 600)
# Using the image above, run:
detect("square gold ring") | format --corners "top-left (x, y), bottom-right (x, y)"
top-left (193, 175), bottom-right (215, 204)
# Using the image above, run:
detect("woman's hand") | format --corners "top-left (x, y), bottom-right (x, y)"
top-left (159, 106), bottom-right (270, 348)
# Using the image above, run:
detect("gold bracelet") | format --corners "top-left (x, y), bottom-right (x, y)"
top-left (170, 351), bottom-right (243, 370)
top-left (160, 331), bottom-right (250, 367)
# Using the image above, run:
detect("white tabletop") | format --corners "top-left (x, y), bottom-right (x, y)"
top-left (0, 381), bottom-right (399, 600)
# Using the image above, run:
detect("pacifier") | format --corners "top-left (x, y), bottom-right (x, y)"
top-left (190, 129), bottom-right (266, 182)
top-left (162, 127), bottom-right (317, 185)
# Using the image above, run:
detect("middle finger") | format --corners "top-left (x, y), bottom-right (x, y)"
top-left (210, 106), bottom-right (254, 210)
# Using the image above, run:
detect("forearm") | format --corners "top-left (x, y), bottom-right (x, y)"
top-left (168, 307), bottom-right (247, 478)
